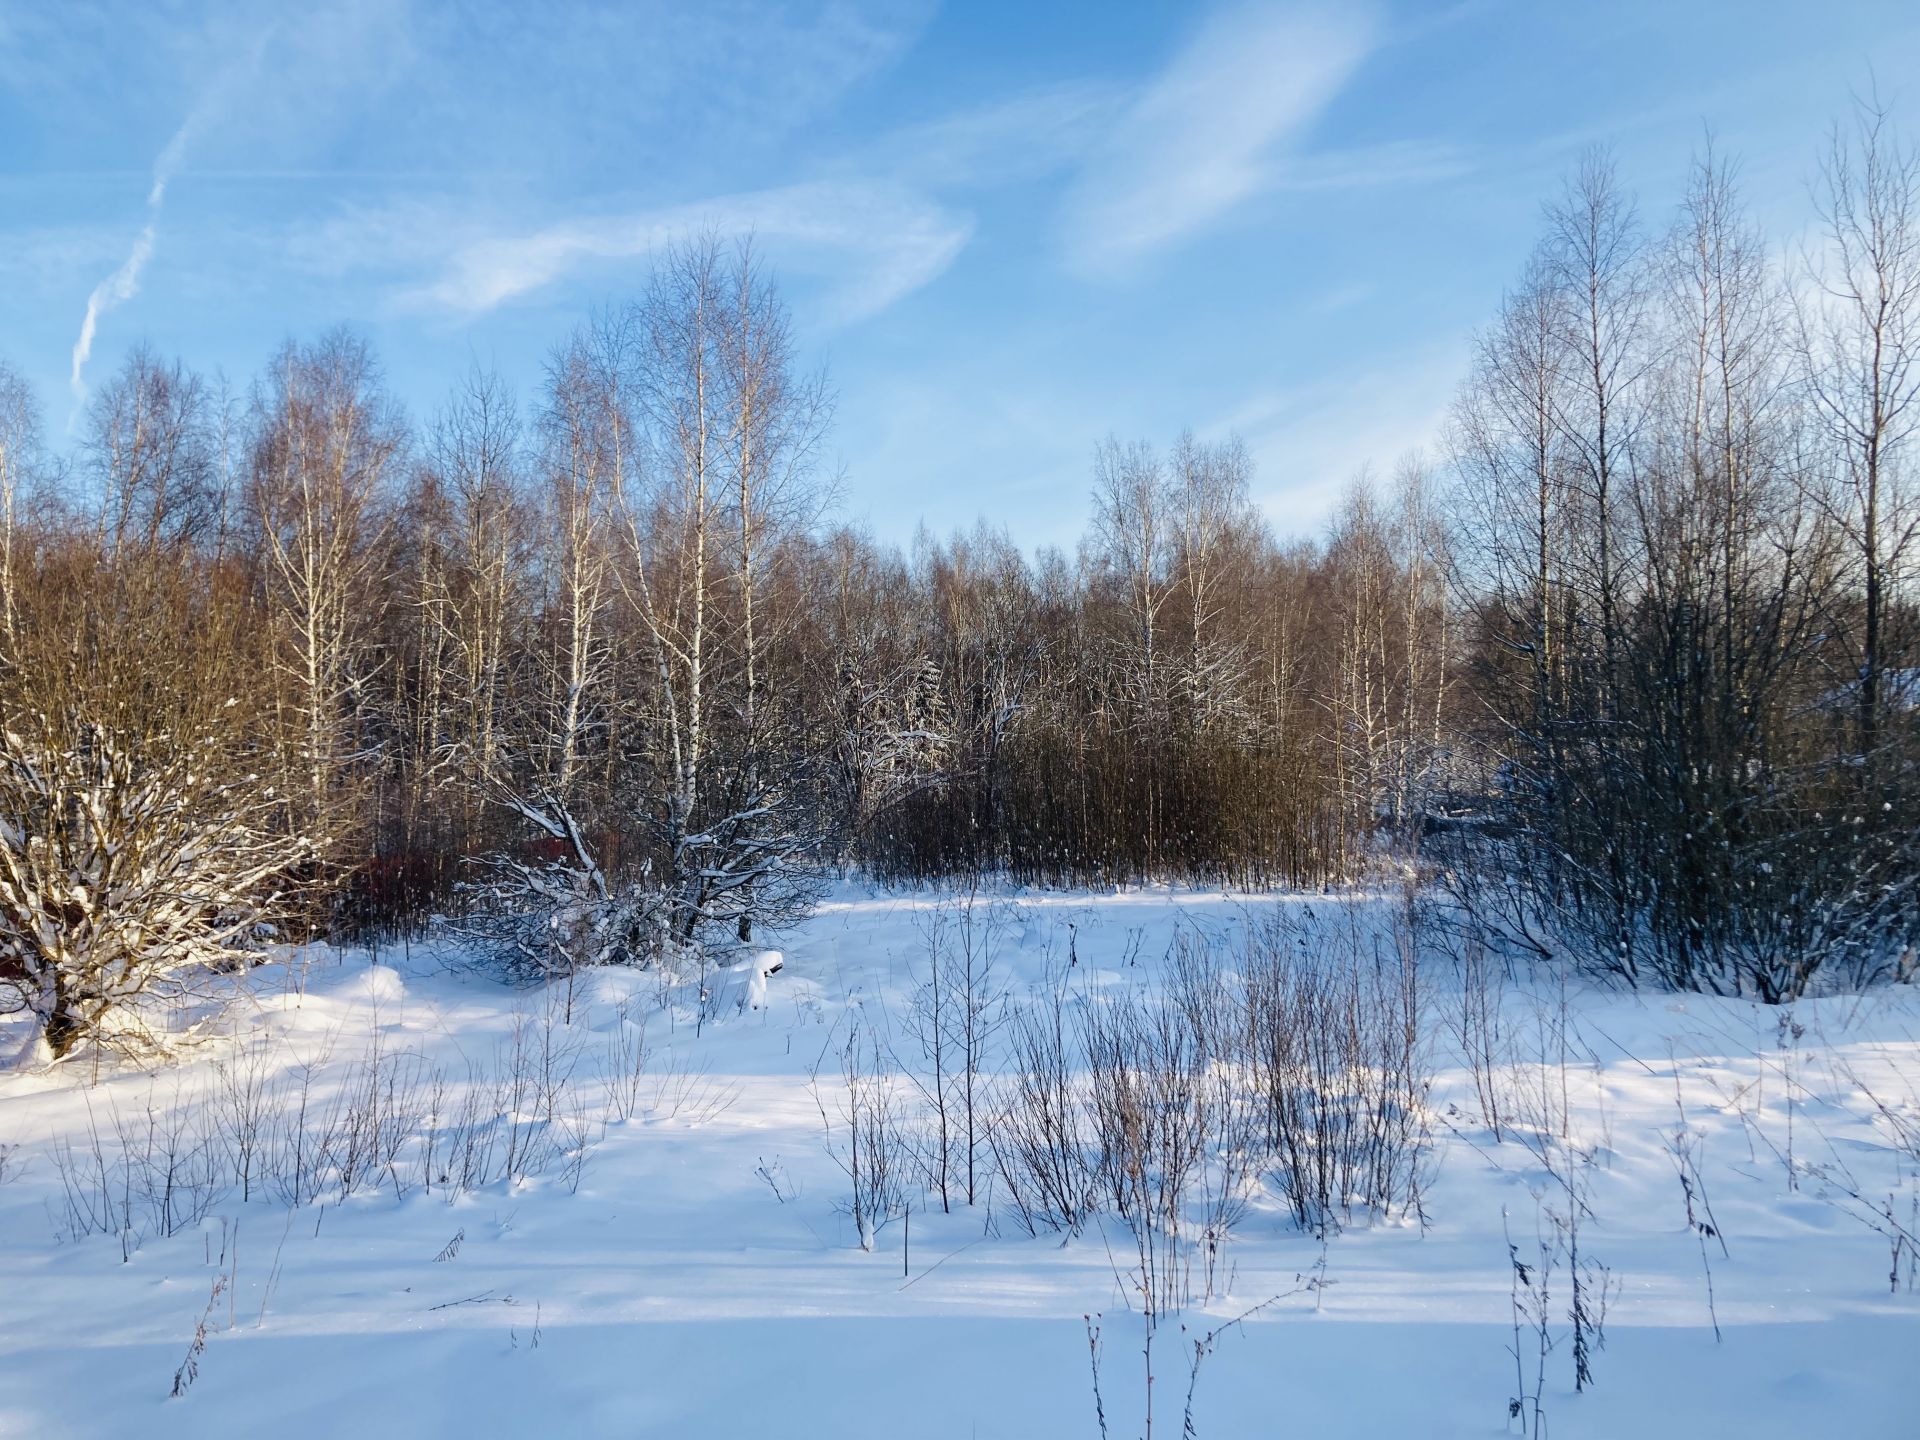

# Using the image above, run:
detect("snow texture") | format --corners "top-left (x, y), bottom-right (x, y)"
top-left (0, 884), bottom-right (1916, 1437)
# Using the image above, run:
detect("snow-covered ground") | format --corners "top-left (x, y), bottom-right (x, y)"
top-left (1, 884), bottom-right (1916, 1438)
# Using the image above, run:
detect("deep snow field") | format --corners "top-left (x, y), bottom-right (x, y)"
top-left (1, 883), bottom-right (1917, 1438)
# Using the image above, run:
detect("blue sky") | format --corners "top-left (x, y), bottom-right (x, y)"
top-left (3, 0), bottom-right (1919, 549)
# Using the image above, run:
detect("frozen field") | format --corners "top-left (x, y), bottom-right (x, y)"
top-left (1, 884), bottom-right (1916, 1438)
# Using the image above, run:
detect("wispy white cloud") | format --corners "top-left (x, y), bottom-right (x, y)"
top-left (0, 222), bottom-right (134, 292)
top-left (1059, 1), bottom-right (1383, 275)
top-left (45, 1), bottom-right (939, 396)
top-left (3, 1), bottom-right (915, 180)
top-left (844, 82), bottom-right (1123, 189)
top-left (1205, 338), bottom-right (1467, 534)
top-left (1269, 137), bottom-right (1471, 193)
top-left (399, 182), bottom-right (974, 326)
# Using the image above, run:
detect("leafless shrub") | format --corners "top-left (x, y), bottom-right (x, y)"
top-left (1441, 926), bottom-right (1513, 1140)
top-left (49, 1099), bottom-right (138, 1257)
top-left (487, 1000), bottom-right (581, 1185)
top-left (990, 984), bottom-right (1096, 1237)
top-left (1242, 914), bottom-right (1433, 1235)
top-left (1086, 993), bottom-right (1211, 1321)
top-left (212, 1042), bottom-right (276, 1203)
top-left (439, 1059), bottom-right (504, 1194)
top-left (942, 889), bottom-right (1006, 1206)
top-left (817, 1021), bottom-right (908, 1250)
top-left (645, 1052), bottom-right (739, 1126)
top-left (44, 990), bottom-right (619, 1247)
top-left (417, 1063), bottom-right (451, 1195)
top-left (270, 1036), bottom-right (337, 1208)
top-left (994, 935), bottom-right (1270, 1290)
top-left (1502, 977), bottom-right (1582, 1171)
top-left (556, 1097), bottom-right (598, 1194)
top-left (901, 889), bottom-right (1007, 1211)
top-left (600, 996), bottom-right (650, 1122)
top-left (317, 1032), bottom-right (434, 1201)
top-left (901, 903), bottom-right (959, 1209)
top-left (1166, 931), bottom-right (1263, 1301)
top-left (48, 1079), bottom-right (231, 1253)
top-left (116, 1079), bottom-right (228, 1237)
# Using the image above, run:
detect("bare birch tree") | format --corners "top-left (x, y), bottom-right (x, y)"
top-left (0, 360), bottom-right (40, 653)
top-left (1798, 96), bottom-right (1920, 765)
top-left (86, 347), bottom-right (217, 559)
top-left (249, 331), bottom-right (403, 859)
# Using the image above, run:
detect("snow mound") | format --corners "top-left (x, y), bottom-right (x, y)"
top-left (334, 963), bottom-right (407, 1008)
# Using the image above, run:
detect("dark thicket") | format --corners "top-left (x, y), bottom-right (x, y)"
top-left (1444, 116), bottom-right (1920, 998)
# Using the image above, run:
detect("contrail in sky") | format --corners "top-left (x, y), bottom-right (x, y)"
top-left (68, 112), bottom-right (204, 399)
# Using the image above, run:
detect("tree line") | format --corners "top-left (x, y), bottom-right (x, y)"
top-left (3, 101), bottom-right (1919, 1054)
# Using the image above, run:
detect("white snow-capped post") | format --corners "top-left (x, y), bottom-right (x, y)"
top-left (743, 948), bottom-right (783, 1011)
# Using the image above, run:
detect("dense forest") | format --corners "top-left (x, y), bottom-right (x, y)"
top-left (5, 105), bottom-right (1920, 1056)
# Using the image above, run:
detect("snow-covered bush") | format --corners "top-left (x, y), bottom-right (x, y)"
top-left (0, 706), bottom-right (312, 1060)
top-left (458, 847), bottom-right (666, 982)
